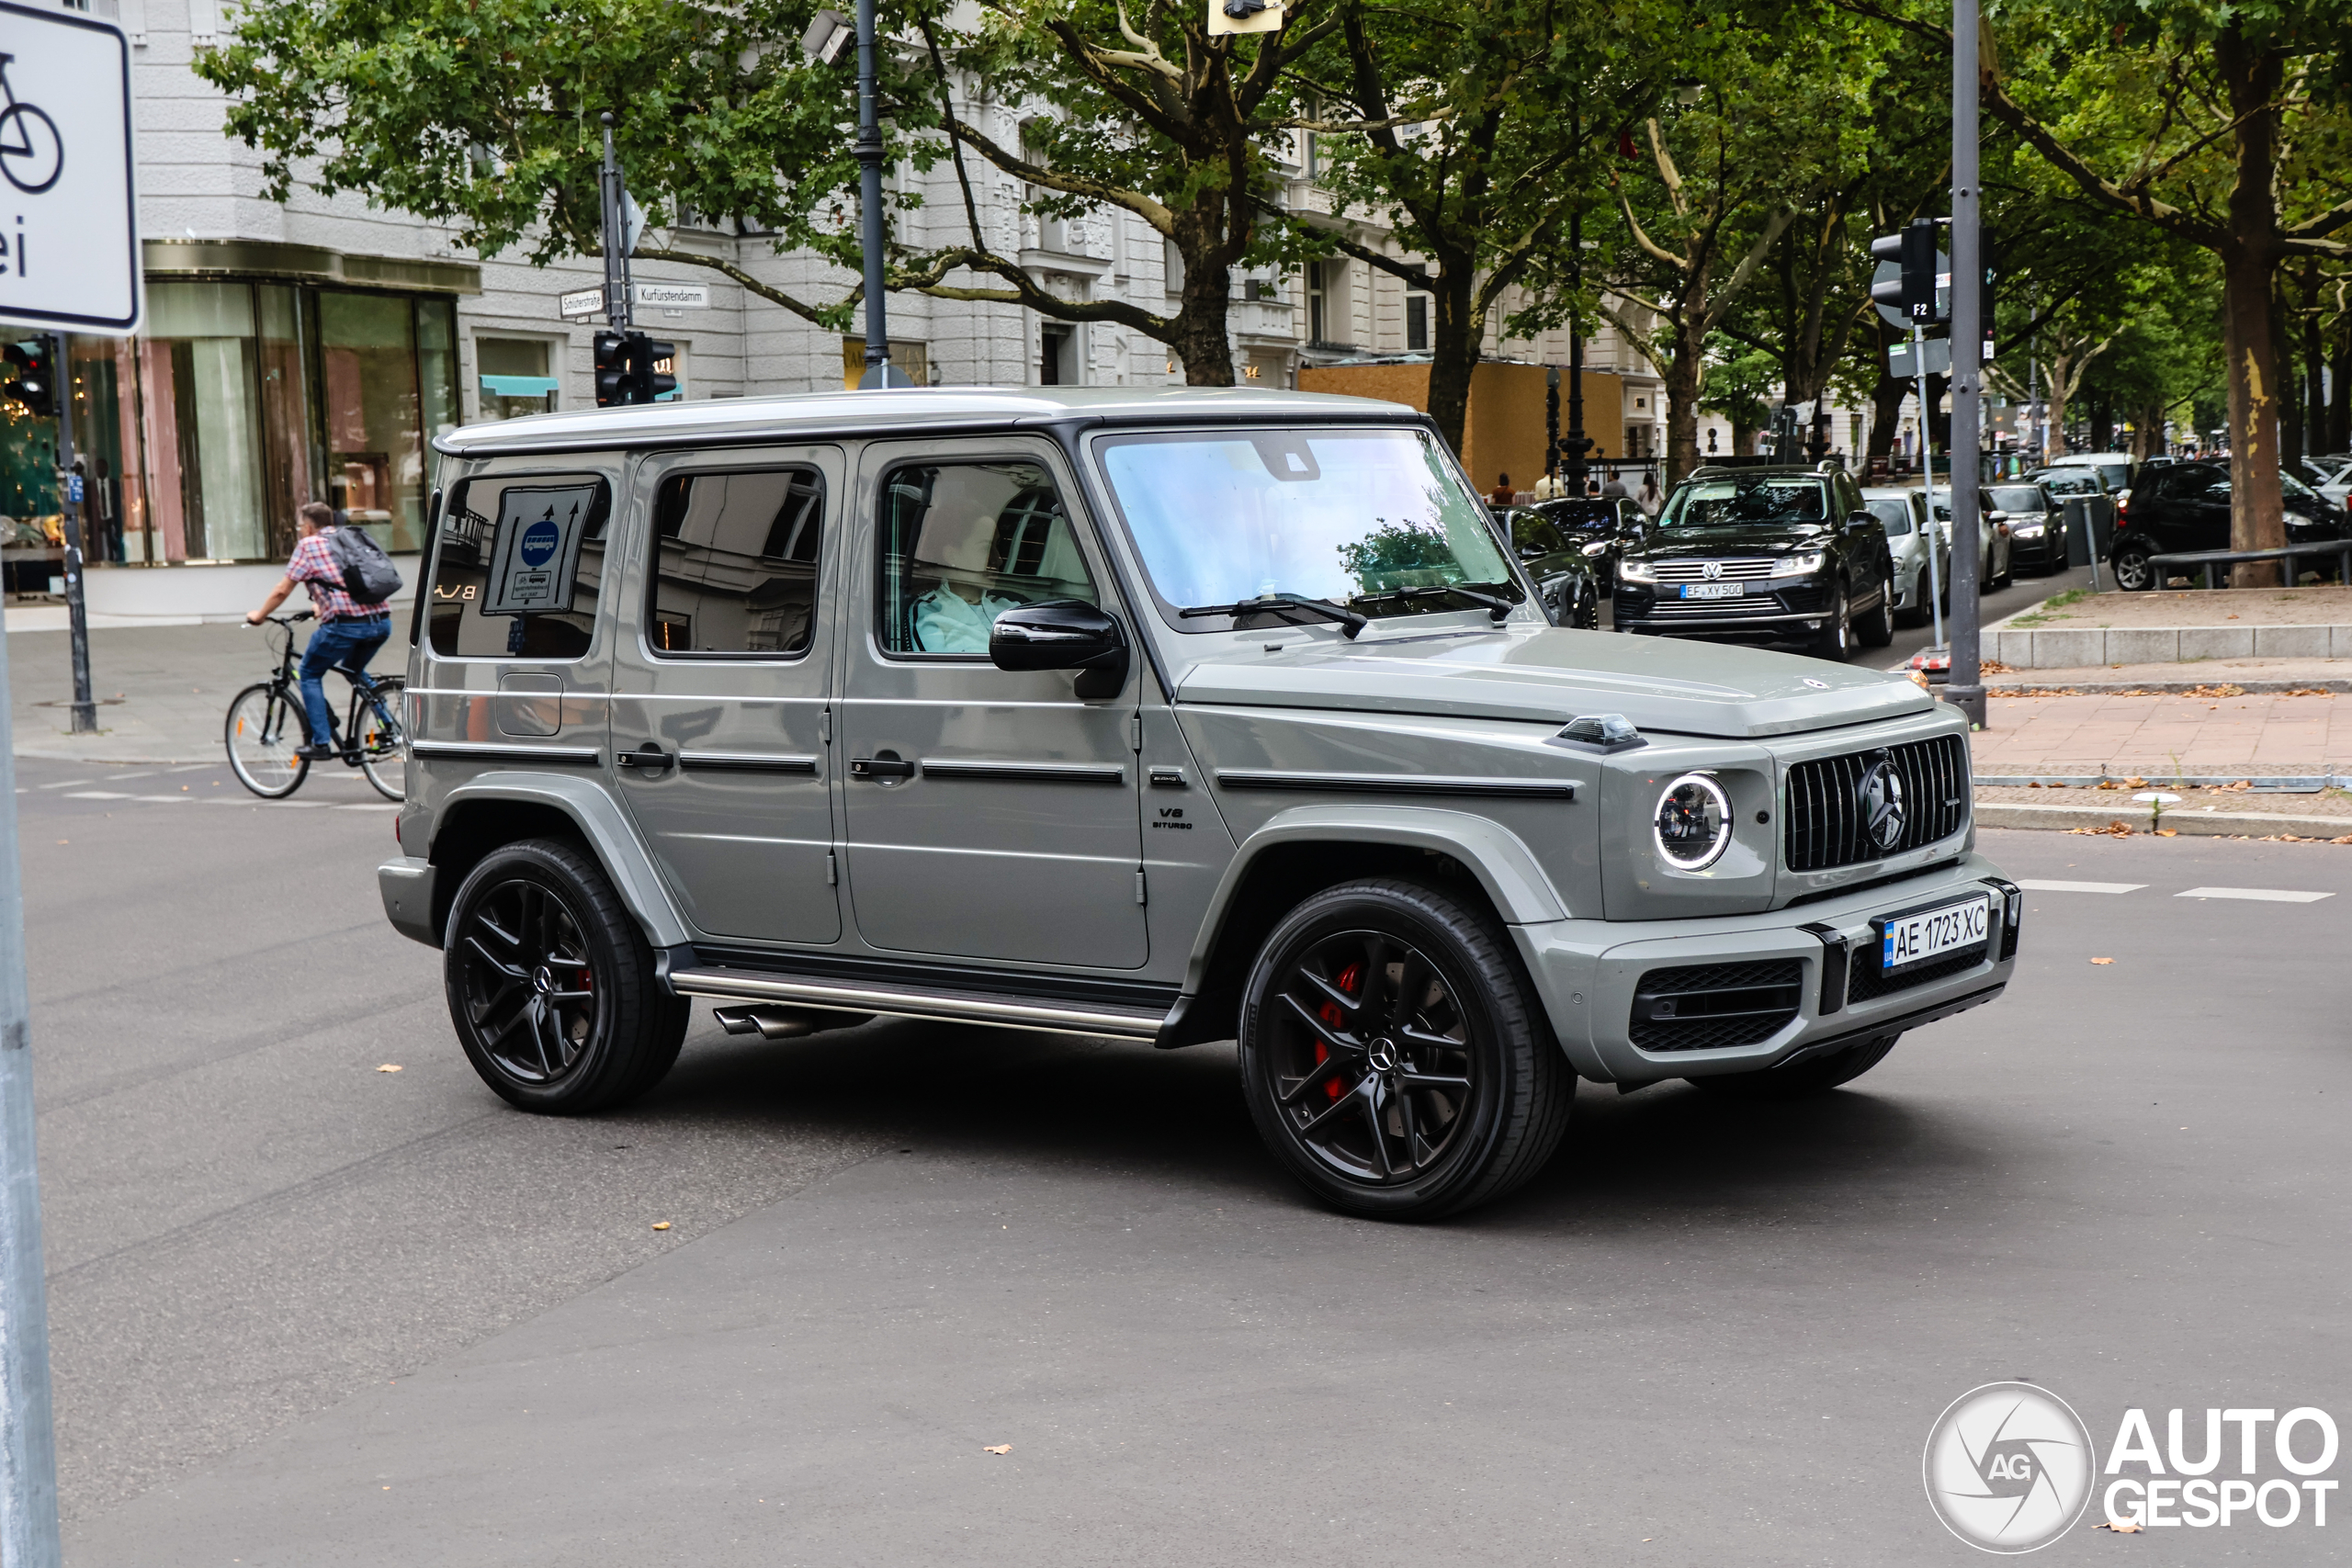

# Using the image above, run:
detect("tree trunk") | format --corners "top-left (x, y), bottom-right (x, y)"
top-left (2331, 333), bottom-right (2351, 455)
top-left (2216, 25), bottom-right (2287, 587)
top-left (2089, 395), bottom-right (2114, 453)
top-left (1868, 371), bottom-right (1906, 461)
top-left (2128, 404), bottom-right (2166, 462)
top-left (1170, 253), bottom-right (1238, 387)
top-left (1660, 320), bottom-right (1704, 486)
top-left (1424, 268), bottom-right (1481, 456)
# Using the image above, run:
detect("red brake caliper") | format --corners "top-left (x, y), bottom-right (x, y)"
top-left (1316, 962), bottom-right (1361, 1100)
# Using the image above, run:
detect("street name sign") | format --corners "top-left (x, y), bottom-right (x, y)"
top-left (560, 287), bottom-right (605, 319)
top-left (633, 282), bottom-right (708, 310)
top-left (1889, 337), bottom-right (1952, 378)
top-left (0, 1), bottom-right (138, 333)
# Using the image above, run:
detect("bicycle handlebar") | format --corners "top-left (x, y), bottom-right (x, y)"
top-left (259, 612), bottom-right (315, 626)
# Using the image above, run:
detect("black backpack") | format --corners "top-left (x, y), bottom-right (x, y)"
top-left (328, 525), bottom-right (403, 604)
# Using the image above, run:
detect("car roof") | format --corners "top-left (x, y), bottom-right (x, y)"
top-left (1682, 465), bottom-right (1835, 481)
top-left (434, 385), bottom-right (1416, 456)
top-left (2041, 452), bottom-right (2134, 465)
top-left (1860, 487), bottom-right (1921, 499)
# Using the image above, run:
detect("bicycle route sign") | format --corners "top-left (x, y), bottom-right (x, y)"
top-left (0, 1), bottom-right (138, 334)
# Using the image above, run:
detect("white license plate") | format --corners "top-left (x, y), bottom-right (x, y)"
top-left (1679, 581), bottom-right (1745, 600)
top-left (1880, 896), bottom-right (1992, 970)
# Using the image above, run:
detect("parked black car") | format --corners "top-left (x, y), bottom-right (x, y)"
top-left (2108, 461), bottom-right (2351, 590)
top-left (1521, 494), bottom-right (1644, 595)
top-left (1611, 465), bottom-right (1897, 660)
top-left (1495, 507), bottom-right (1605, 628)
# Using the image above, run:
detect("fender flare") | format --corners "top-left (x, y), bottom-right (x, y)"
top-left (434, 771), bottom-right (693, 950)
top-left (1182, 802), bottom-right (1571, 995)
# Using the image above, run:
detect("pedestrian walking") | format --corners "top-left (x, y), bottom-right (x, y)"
top-left (1487, 473), bottom-right (1514, 507)
top-left (1637, 471), bottom-right (1663, 516)
top-left (244, 502), bottom-right (392, 761)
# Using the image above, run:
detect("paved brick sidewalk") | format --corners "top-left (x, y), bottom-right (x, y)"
top-left (5, 622), bottom-right (409, 764)
top-left (1971, 689), bottom-right (2352, 777)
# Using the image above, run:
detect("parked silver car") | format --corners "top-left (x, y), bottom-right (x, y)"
top-left (379, 389), bottom-right (2019, 1219)
top-left (1860, 486), bottom-right (1946, 626)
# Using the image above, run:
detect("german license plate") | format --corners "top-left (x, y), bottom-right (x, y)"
top-left (1679, 581), bottom-right (1745, 600)
top-left (1880, 895), bottom-right (1991, 970)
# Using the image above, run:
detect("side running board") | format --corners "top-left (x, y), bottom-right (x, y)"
top-left (664, 964), bottom-right (1170, 1042)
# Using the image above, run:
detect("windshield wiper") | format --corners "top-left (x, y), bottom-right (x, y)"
top-left (1348, 582), bottom-right (1518, 623)
top-left (1178, 592), bottom-right (1369, 638)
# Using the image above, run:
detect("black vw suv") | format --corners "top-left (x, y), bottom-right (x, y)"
top-left (1611, 464), bottom-right (1897, 660)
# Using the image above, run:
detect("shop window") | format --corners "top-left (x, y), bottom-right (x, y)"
top-left (647, 468), bottom-right (824, 656)
top-left (478, 337), bottom-right (560, 422)
top-left (427, 471), bottom-right (611, 659)
top-left (876, 461), bottom-right (1094, 656)
top-left (319, 291), bottom-right (425, 554)
top-left (141, 281), bottom-right (267, 561)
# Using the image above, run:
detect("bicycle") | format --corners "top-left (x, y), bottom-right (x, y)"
top-left (0, 55), bottom-right (62, 196)
top-left (225, 612), bottom-right (406, 801)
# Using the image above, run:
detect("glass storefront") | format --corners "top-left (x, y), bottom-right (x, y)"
top-left (58, 278), bottom-right (461, 566)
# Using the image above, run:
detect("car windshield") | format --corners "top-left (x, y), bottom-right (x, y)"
top-left (1864, 498), bottom-right (1914, 536)
top-left (2281, 470), bottom-right (2322, 503)
top-left (1657, 475), bottom-right (1829, 528)
top-left (1098, 427), bottom-right (1518, 624)
top-left (1989, 487), bottom-right (2045, 512)
top-left (2032, 470), bottom-right (2100, 496)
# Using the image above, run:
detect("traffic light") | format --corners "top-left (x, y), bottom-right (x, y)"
top-left (628, 336), bottom-right (677, 403)
top-left (4, 339), bottom-right (56, 416)
top-left (1869, 220), bottom-right (1940, 323)
top-left (594, 330), bottom-right (630, 407)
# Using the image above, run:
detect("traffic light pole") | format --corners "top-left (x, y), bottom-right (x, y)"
top-left (1913, 324), bottom-right (1945, 651)
top-left (48, 336), bottom-right (96, 736)
top-left (1945, 0), bottom-right (1986, 728)
top-left (599, 114), bottom-right (631, 331)
top-left (853, 0), bottom-right (893, 387)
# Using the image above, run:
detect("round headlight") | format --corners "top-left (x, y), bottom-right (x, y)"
top-left (1654, 773), bottom-right (1732, 871)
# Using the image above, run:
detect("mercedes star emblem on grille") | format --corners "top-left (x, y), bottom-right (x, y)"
top-left (1858, 757), bottom-right (1906, 851)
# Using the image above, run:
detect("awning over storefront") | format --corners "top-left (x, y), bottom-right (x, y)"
top-left (480, 375), bottom-right (560, 398)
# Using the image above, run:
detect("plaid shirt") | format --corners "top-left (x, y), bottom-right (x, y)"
top-left (287, 529), bottom-right (390, 622)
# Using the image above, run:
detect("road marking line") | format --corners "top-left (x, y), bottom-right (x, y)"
top-left (2015, 879), bottom-right (2145, 894)
top-left (36, 778), bottom-right (92, 789)
top-left (131, 795), bottom-right (197, 804)
top-left (103, 772), bottom-right (153, 782)
top-left (2176, 886), bottom-right (2335, 903)
top-left (62, 791), bottom-right (131, 800)
top-left (334, 803), bottom-right (401, 811)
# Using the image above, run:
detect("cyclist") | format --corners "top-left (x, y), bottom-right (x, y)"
top-left (244, 502), bottom-right (392, 761)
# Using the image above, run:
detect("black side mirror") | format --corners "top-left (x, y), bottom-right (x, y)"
top-left (989, 600), bottom-right (1130, 699)
top-left (1848, 510), bottom-right (1877, 531)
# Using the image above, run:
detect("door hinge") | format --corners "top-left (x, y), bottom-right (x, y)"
top-left (826, 851), bottom-right (838, 886)
top-left (1135, 868), bottom-right (1148, 905)
top-left (1128, 711), bottom-right (1142, 752)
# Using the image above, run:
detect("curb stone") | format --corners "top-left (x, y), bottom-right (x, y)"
top-left (1975, 801), bottom-right (2352, 839)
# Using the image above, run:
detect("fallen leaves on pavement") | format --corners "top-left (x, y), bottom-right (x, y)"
top-left (2098, 1520), bottom-right (2143, 1533)
top-left (2090, 957), bottom-right (2115, 965)
top-left (2067, 821), bottom-right (2136, 836)
top-left (984, 1445), bottom-right (1012, 1455)
top-left (376, 1064), bottom-right (402, 1073)
top-left (651, 1221), bottom-right (672, 1231)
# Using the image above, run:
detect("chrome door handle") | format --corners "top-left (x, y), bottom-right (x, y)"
top-left (616, 743), bottom-right (676, 773)
top-left (850, 755), bottom-right (917, 781)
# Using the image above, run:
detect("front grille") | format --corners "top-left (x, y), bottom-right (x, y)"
top-left (1629, 959), bottom-right (1804, 1052)
top-left (1641, 596), bottom-right (1792, 619)
top-left (1653, 558), bottom-right (1781, 582)
top-left (1784, 734), bottom-right (1971, 873)
top-left (1848, 942), bottom-right (1988, 1003)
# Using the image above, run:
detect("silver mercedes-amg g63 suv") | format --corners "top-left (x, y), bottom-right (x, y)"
top-left (380, 388), bottom-right (2018, 1219)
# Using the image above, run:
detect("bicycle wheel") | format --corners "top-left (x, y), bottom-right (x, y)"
top-left (224, 682), bottom-right (310, 798)
top-left (354, 675), bottom-right (406, 801)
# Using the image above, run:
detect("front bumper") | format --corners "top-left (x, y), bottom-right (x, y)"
top-left (1510, 853), bottom-right (2018, 1082)
top-left (379, 856), bottom-right (439, 948)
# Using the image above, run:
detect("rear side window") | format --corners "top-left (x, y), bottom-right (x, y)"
top-left (647, 468), bottom-right (824, 657)
top-left (876, 461), bottom-right (1097, 656)
top-left (1865, 499), bottom-right (1913, 536)
top-left (426, 472), bottom-right (611, 659)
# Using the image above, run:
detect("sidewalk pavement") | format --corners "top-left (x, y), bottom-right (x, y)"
top-left (5, 622), bottom-right (408, 765)
top-left (1972, 688), bottom-right (2352, 777)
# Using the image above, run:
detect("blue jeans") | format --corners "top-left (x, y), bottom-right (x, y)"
top-left (300, 615), bottom-right (391, 747)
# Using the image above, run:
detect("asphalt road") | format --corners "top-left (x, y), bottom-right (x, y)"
top-left (1602, 561), bottom-right (2094, 671)
top-left (26, 759), bottom-right (2352, 1564)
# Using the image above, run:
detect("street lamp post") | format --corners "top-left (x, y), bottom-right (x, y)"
top-left (1946, 0), bottom-right (1986, 728)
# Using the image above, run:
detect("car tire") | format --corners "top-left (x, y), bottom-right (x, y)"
top-left (444, 838), bottom-right (689, 1114)
top-left (1857, 589), bottom-right (1895, 648)
top-left (1806, 587), bottom-right (1852, 660)
top-left (2112, 542), bottom-right (2156, 592)
top-left (1684, 1034), bottom-right (1899, 1100)
top-left (1237, 878), bottom-right (1573, 1220)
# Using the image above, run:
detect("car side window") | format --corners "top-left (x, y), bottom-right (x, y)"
top-left (1510, 511), bottom-right (1568, 556)
top-left (646, 468), bottom-right (824, 657)
top-left (427, 472), bottom-right (611, 660)
top-left (877, 460), bottom-right (1098, 657)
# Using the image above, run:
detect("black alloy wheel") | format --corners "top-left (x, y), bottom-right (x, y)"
top-left (445, 840), bottom-right (687, 1113)
top-left (1686, 1032), bottom-right (1900, 1099)
top-left (1857, 588), bottom-right (1895, 648)
top-left (1238, 879), bottom-right (1571, 1219)
top-left (1806, 586), bottom-right (1852, 661)
top-left (2111, 542), bottom-right (2155, 592)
